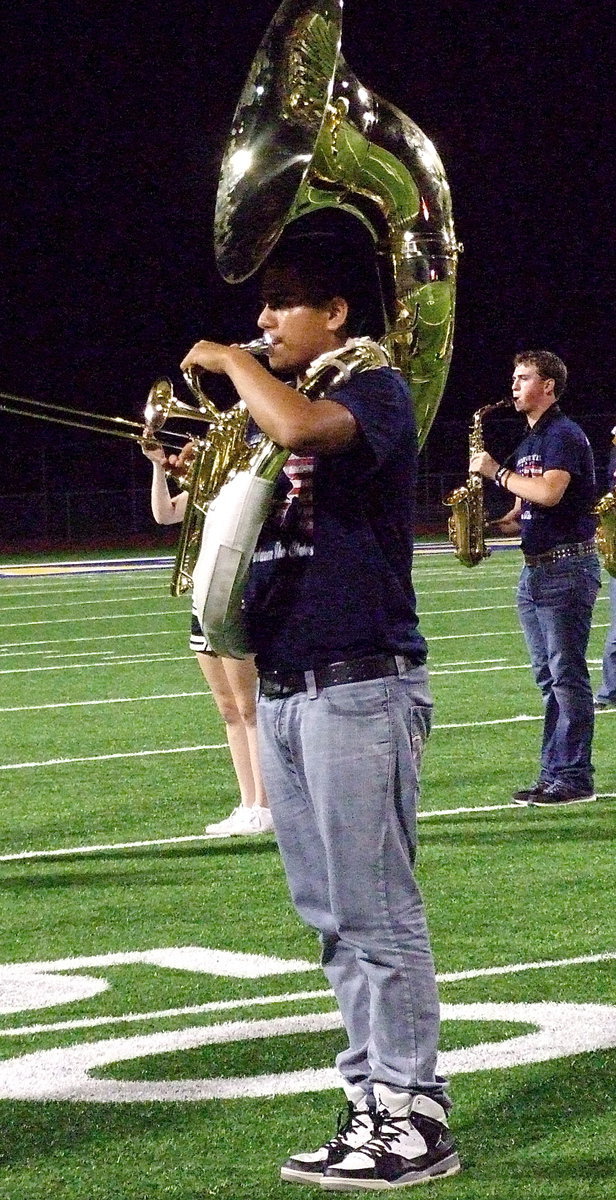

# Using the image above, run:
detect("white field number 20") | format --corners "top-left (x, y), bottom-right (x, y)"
top-left (0, 946), bottom-right (615, 1102)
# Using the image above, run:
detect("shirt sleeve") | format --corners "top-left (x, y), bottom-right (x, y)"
top-left (329, 368), bottom-right (414, 468)
top-left (542, 423), bottom-right (589, 476)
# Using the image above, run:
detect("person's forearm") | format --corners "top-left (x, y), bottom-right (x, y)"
top-left (493, 466), bottom-right (567, 507)
top-left (150, 464), bottom-right (182, 524)
top-left (494, 500), bottom-right (522, 534)
top-left (180, 342), bottom-right (357, 453)
top-left (224, 350), bottom-right (311, 445)
top-left (469, 452), bottom-right (569, 507)
top-left (222, 348), bottom-right (356, 453)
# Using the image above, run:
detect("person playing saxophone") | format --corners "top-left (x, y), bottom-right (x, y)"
top-left (470, 349), bottom-right (601, 806)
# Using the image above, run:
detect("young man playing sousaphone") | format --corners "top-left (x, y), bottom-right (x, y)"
top-left (181, 212), bottom-right (460, 1190)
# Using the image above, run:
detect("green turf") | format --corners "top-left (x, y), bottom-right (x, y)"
top-left (0, 552), bottom-right (614, 1199)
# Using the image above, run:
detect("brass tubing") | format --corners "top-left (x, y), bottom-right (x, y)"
top-left (0, 390), bottom-right (188, 448)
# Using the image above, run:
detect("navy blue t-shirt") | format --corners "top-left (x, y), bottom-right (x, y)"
top-left (243, 366), bottom-right (427, 672)
top-left (515, 404), bottom-right (596, 555)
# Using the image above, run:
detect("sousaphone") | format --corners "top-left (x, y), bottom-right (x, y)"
top-left (187, 0), bottom-right (460, 655)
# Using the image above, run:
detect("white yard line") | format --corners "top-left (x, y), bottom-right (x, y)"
top-left (0, 625), bottom-right (604, 655)
top-left (1, 798), bottom-right (613, 864)
top-left (433, 709), bottom-right (613, 727)
top-left (421, 604), bottom-right (516, 616)
top-left (437, 950), bottom-right (616, 983)
top-left (0, 582), bottom-right (167, 599)
top-left (423, 603), bottom-right (609, 618)
top-left (0, 594), bottom-right (174, 613)
top-left (416, 585), bottom-right (516, 596)
top-left (0, 743), bottom-right (227, 772)
top-left (0, 610), bottom-right (184, 629)
top-left (434, 662), bottom-right (506, 672)
top-left (433, 661), bottom-right (600, 676)
top-left (0, 988), bottom-right (335, 1037)
top-left (0, 691), bottom-right (209, 714)
top-left (2, 705), bottom-right (612, 766)
top-left (430, 663), bottom-right (528, 676)
top-left (0, 629), bottom-right (184, 650)
top-left (1, 950), bottom-right (614, 1040)
top-left (429, 624), bottom-right (609, 641)
top-left (413, 565), bottom-right (520, 577)
top-left (0, 831), bottom-right (255, 861)
top-left (0, 655), bottom-right (194, 676)
top-left (0, 649), bottom-right (117, 661)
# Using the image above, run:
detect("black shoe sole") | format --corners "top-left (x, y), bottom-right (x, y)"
top-left (321, 1152), bottom-right (462, 1190)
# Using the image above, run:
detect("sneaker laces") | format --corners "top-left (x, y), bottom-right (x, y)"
top-left (325, 1101), bottom-right (372, 1152)
top-left (354, 1109), bottom-right (412, 1161)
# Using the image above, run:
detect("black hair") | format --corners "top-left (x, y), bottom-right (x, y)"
top-left (259, 209), bottom-right (386, 338)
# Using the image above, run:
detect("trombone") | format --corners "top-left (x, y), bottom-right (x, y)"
top-left (0, 381), bottom-right (200, 453)
top-left (0, 338), bottom-right (271, 455)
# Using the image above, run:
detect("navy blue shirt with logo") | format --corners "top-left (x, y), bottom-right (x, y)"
top-left (515, 404), bottom-right (596, 555)
top-left (243, 366), bottom-right (427, 672)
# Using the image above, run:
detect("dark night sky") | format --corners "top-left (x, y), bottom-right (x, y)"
top-left (1, 0), bottom-right (615, 497)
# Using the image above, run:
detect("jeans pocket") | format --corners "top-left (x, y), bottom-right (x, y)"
top-left (410, 703), bottom-right (432, 766)
top-left (322, 678), bottom-right (389, 717)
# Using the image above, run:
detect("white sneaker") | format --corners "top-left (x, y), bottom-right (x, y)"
top-left (281, 1083), bottom-right (374, 1184)
top-left (322, 1085), bottom-right (460, 1190)
top-left (205, 805), bottom-right (275, 836)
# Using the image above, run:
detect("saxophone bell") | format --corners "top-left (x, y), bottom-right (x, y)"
top-left (594, 492), bottom-right (616, 577)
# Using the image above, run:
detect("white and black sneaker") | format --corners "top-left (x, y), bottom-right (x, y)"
top-left (280, 1084), bottom-right (374, 1185)
top-left (321, 1085), bottom-right (461, 1191)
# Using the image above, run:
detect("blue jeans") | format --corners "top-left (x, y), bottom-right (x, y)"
top-left (517, 555), bottom-right (601, 792)
top-left (596, 574), bottom-right (616, 703)
top-left (257, 664), bottom-right (448, 1104)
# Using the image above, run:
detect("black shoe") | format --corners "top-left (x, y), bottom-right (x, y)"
top-left (321, 1087), bottom-right (461, 1191)
top-left (529, 786), bottom-right (596, 806)
top-left (511, 781), bottom-right (549, 805)
top-left (280, 1087), bottom-right (374, 1184)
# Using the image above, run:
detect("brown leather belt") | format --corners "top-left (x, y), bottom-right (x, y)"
top-left (258, 653), bottom-right (418, 700)
top-left (523, 539), bottom-right (597, 567)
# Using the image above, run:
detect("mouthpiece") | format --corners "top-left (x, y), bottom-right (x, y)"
top-left (239, 336), bottom-right (272, 356)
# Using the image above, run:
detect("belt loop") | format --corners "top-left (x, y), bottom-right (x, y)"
top-left (304, 669), bottom-right (318, 699)
top-left (395, 654), bottom-right (407, 677)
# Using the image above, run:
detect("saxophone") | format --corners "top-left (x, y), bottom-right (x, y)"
top-left (593, 428), bottom-right (616, 578)
top-left (444, 401), bottom-right (511, 567)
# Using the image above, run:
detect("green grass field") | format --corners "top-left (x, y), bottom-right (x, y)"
top-left (0, 549), bottom-right (614, 1200)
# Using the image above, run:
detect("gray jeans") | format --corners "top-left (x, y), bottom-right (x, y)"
top-left (257, 663), bottom-right (448, 1104)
